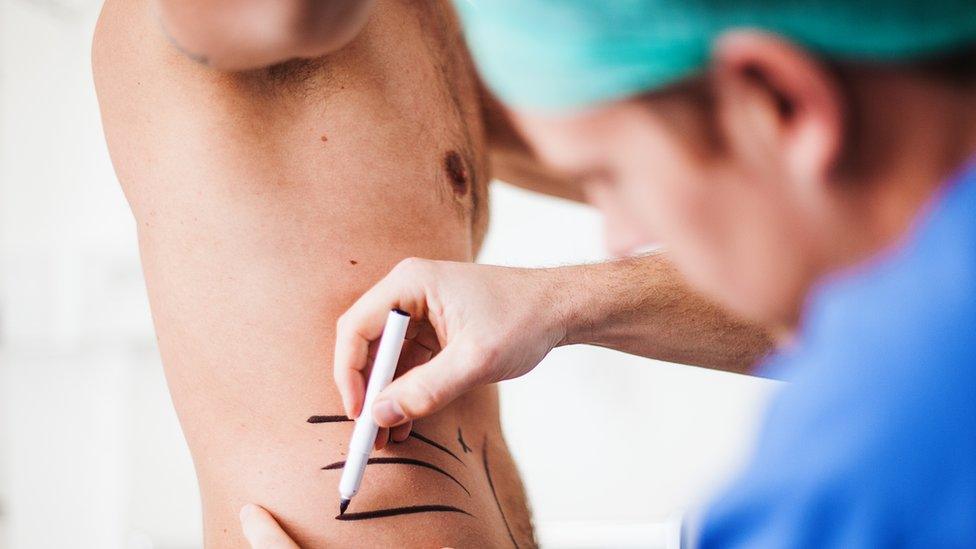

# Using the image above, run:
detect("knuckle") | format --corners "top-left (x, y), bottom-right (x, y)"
top-left (335, 312), bottom-right (352, 334)
top-left (393, 256), bottom-right (424, 275)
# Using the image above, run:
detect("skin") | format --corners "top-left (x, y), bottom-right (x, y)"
top-left (331, 32), bottom-right (976, 436)
top-left (93, 0), bottom-right (535, 547)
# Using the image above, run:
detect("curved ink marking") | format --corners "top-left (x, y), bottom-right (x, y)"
top-left (306, 416), bottom-right (464, 466)
top-left (458, 428), bottom-right (472, 454)
top-left (409, 431), bottom-right (464, 465)
top-left (307, 415), bottom-right (352, 423)
top-left (335, 504), bottom-right (472, 521)
top-left (322, 457), bottom-right (470, 496)
top-left (483, 436), bottom-right (518, 549)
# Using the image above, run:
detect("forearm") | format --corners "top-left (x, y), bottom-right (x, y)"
top-left (154, 0), bottom-right (374, 70)
top-left (557, 253), bottom-right (774, 374)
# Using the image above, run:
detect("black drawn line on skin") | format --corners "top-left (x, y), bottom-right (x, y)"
top-left (458, 427), bottom-right (472, 454)
top-left (484, 436), bottom-right (518, 549)
top-left (307, 415), bottom-right (352, 423)
top-left (335, 504), bottom-right (473, 521)
top-left (306, 414), bottom-right (464, 469)
top-left (322, 457), bottom-right (470, 496)
top-left (409, 431), bottom-right (464, 465)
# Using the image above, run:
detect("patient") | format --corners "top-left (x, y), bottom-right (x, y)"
top-left (92, 0), bottom-right (533, 546)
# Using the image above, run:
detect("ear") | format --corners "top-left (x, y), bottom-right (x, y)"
top-left (711, 31), bottom-right (845, 185)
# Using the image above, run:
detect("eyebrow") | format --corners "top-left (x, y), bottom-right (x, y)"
top-left (322, 457), bottom-right (470, 496)
top-left (335, 504), bottom-right (473, 521)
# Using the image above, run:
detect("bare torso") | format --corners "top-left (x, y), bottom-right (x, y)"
top-left (93, 0), bottom-right (533, 546)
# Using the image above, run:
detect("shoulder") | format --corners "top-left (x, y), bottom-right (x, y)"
top-left (699, 176), bottom-right (976, 547)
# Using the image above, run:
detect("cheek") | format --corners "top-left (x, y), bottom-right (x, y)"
top-left (613, 160), bottom-right (710, 248)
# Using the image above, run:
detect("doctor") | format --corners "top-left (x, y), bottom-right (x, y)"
top-left (244, 1), bottom-right (976, 547)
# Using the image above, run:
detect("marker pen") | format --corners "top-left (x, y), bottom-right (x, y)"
top-left (338, 308), bottom-right (410, 515)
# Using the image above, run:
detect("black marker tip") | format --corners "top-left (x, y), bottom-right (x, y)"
top-left (339, 498), bottom-right (350, 516)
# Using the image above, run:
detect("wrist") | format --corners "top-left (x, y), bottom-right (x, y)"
top-left (545, 263), bottom-right (608, 347)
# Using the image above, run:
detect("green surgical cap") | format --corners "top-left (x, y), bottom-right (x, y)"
top-left (454, 0), bottom-right (976, 112)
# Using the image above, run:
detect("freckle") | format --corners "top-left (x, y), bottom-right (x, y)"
top-left (444, 150), bottom-right (469, 197)
top-left (349, 259), bottom-right (358, 265)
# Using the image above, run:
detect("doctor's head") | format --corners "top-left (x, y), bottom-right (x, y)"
top-left (459, 1), bottom-right (976, 329)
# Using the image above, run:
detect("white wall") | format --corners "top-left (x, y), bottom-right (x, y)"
top-left (0, 1), bottom-right (778, 547)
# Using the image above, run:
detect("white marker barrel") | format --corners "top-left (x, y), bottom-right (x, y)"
top-left (339, 309), bottom-right (410, 500)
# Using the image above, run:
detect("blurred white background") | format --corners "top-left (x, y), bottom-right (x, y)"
top-left (0, 0), bottom-right (778, 547)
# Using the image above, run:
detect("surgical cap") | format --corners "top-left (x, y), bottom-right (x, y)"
top-left (454, 0), bottom-right (976, 112)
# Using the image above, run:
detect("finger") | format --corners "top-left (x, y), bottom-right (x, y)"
top-left (372, 343), bottom-right (478, 427)
top-left (240, 504), bottom-right (300, 549)
top-left (333, 264), bottom-right (429, 418)
top-left (334, 308), bottom-right (386, 419)
top-left (391, 421), bottom-right (412, 442)
top-left (374, 427), bottom-right (390, 450)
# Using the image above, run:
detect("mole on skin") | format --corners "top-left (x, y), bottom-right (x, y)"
top-left (444, 150), bottom-right (469, 197)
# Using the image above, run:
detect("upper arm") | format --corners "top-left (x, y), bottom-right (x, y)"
top-left (479, 79), bottom-right (587, 202)
top-left (153, 0), bottom-right (376, 70)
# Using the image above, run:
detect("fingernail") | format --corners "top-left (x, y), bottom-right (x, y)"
top-left (240, 504), bottom-right (257, 522)
top-left (373, 399), bottom-right (405, 426)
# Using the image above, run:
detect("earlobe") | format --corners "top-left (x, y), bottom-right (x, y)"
top-left (712, 31), bottom-right (845, 184)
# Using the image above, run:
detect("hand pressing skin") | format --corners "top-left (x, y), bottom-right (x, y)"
top-left (240, 505), bottom-right (300, 549)
top-left (240, 503), bottom-right (462, 549)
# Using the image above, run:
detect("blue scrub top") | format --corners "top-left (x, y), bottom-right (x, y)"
top-left (698, 161), bottom-right (976, 548)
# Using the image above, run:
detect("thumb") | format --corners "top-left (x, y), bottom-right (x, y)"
top-left (372, 344), bottom-right (479, 427)
top-left (240, 504), bottom-right (300, 549)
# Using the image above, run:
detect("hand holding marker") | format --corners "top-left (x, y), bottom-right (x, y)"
top-left (338, 308), bottom-right (410, 515)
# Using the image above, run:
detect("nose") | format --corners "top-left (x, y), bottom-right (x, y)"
top-left (603, 215), bottom-right (655, 258)
top-left (585, 184), bottom-right (654, 257)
